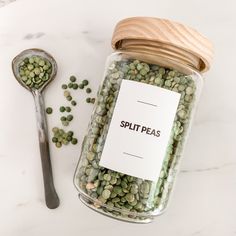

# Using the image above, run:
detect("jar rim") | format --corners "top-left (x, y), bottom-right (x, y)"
top-left (111, 50), bottom-right (203, 78)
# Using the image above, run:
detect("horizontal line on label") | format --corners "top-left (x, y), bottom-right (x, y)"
top-left (137, 100), bottom-right (157, 107)
top-left (123, 152), bottom-right (144, 159)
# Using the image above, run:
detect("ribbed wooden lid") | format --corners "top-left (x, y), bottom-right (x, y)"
top-left (112, 17), bottom-right (214, 72)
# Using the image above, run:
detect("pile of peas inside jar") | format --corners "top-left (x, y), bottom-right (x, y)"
top-left (75, 58), bottom-right (196, 221)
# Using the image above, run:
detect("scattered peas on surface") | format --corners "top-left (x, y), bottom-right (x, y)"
top-left (82, 79), bottom-right (89, 86)
top-left (65, 106), bottom-right (71, 112)
top-left (46, 107), bottom-right (53, 114)
top-left (68, 82), bottom-right (73, 89)
top-left (67, 114), bottom-right (73, 121)
top-left (52, 137), bottom-right (58, 143)
top-left (62, 121), bottom-right (69, 126)
top-left (56, 142), bottom-right (62, 148)
top-left (62, 139), bottom-right (69, 145)
top-left (60, 116), bottom-right (66, 121)
top-left (86, 97), bottom-right (95, 104)
top-left (90, 98), bottom-right (96, 104)
top-left (64, 90), bottom-right (70, 97)
top-left (71, 138), bottom-right (78, 145)
top-left (71, 100), bottom-right (77, 106)
top-left (86, 88), bottom-right (92, 94)
top-left (73, 83), bottom-right (79, 90)
top-left (66, 95), bottom-right (72, 101)
top-left (52, 127), bottom-right (59, 133)
top-left (48, 75), bottom-right (94, 148)
top-left (52, 127), bottom-right (78, 147)
top-left (86, 97), bottom-right (91, 103)
top-left (78, 84), bottom-right (84, 89)
top-left (61, 84), bottom-right (67, 89)
top-left (70, 75), bottom-right (77, 82)
top-left (59, 106), bottom-right (66, 112)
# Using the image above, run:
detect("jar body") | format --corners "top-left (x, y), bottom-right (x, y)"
top-left (74, 51), bottom-right (203, 223)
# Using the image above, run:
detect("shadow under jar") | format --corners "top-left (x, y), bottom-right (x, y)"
top-left (74, 17), bottom-right (214, 223)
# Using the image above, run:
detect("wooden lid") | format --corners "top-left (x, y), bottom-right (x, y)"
top-left (112, 17), bottom-right (214, 72)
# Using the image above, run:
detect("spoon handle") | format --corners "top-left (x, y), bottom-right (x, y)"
top-left (33, 90), bottom-right (60, 209)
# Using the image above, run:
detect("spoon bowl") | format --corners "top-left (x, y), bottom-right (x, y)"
top-left (12, 48), bottom-right (57, 93)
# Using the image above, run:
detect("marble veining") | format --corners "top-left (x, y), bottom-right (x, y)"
top-left (181, 161), bottom-right (236, 173)
top-left (23, 32), bottom-right (45, 40)
top-left (0, 0), bottom-right (16, 7)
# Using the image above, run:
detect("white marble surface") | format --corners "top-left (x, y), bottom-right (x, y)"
top-left (0, 0), bottom-right (236, 235)
top-left (0, 0), bottom-right (16, 8)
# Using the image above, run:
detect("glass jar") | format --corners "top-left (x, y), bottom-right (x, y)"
top-left (74, 17), bottom-right (213, 223)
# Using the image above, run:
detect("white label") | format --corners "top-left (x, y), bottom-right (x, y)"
top-left (99, 80), bottom-right (181, 181)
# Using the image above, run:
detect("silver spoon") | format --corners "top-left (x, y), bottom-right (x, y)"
top-left (12, 48), bottom-right (60, 209)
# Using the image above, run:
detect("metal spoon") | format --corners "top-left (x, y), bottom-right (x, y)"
top-left (12, 48), bottom-right (60, 209)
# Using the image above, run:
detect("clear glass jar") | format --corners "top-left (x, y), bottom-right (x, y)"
top-left (74, 17), bottom-right (213, 223)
